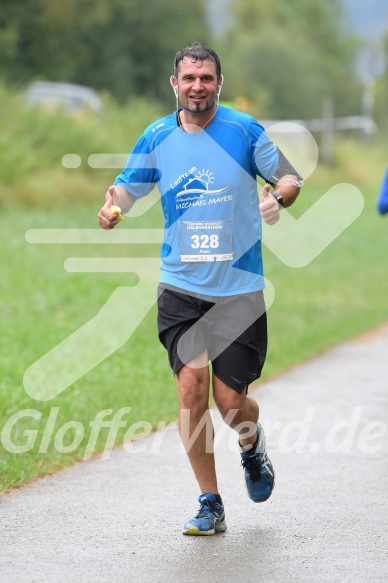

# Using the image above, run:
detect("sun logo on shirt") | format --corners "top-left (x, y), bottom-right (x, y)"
top-left (195, 170), bottom-right (214, 189)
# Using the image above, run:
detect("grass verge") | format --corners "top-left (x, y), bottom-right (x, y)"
top-left (1, 84), bottom-right (388, 492)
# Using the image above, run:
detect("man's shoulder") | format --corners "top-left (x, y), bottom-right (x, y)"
top-left (217, 106), bottom-right (265, 133)
top-left (131, 112), bottom-right (175, 154)
top-left (143, 112), bottom-right (176, 140)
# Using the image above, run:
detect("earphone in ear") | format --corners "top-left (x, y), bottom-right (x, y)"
top-left (170, 76), bottom-right (178, 96)
top-left (217, 75), bottom-right (224, 98)
top-left (170, 75), bottom-right (179, 109)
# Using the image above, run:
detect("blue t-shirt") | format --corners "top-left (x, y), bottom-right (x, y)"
top-left (114, 105), bottom-right (279, 296)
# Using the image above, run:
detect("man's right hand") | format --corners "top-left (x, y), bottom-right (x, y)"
top-left (98, 186), bottom-right (120, 230)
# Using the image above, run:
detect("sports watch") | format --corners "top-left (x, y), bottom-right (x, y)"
top-left (271, 191), bottom-right (284, 207)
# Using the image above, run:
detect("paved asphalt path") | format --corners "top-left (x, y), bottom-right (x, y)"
top-left (1, 325), bottom-right (388, 582)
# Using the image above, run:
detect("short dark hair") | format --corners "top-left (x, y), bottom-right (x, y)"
top-left (174, 42), bottom-right (221, 78)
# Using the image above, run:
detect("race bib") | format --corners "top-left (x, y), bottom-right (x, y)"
top-left (179, 220), bottom-right (233, 262)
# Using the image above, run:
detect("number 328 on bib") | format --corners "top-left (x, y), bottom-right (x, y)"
top-left (179, 220), bottom-right (233, 262)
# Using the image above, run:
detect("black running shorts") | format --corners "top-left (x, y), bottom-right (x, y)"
top-left (157, 284), bottom-right (268, 394)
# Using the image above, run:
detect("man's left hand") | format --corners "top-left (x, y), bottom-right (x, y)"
top-left (259, 184), bottom-right (280, 225)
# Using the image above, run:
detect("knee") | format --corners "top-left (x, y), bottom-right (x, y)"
top-left (215, 391), bottom-right (244, 421)
top-left (177, 367), bottom-right (209, 415)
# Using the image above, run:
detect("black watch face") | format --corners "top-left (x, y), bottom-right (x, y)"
top-left (273, 192), bottom-right (284, 207)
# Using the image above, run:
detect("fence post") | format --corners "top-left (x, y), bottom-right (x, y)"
top-left (320, 97), bottom-right (334, 165)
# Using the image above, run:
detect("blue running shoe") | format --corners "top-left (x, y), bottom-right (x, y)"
top-left (183, 493), bottom-right (227, 536)
top-left (240, 422), bottom-right (275, 503)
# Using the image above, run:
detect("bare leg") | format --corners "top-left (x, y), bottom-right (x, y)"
top-left (176, 351), bottom-right (219, 494)
top-left (212, 374), bottom-right (259, 447)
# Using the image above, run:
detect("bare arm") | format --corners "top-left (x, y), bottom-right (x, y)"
top-left (97, 185), bottom-right (137, 230)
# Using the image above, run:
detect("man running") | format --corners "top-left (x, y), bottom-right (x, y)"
top-left (98, 42), bottom-right (303, 535)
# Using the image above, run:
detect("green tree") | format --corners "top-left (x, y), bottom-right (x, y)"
top-left (215, 0), bottom-right (362, 119)
top-left (0, 1), bottom-right (110, 84)
top-left (0, 0), bottom-right (210, 104)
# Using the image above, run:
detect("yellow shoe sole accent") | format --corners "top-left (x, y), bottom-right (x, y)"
top-left (182, 521), bottom-right (227, 536)
top-left (182, 525), bottom-right (216, 536)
